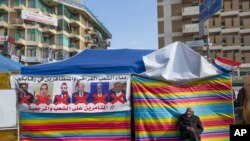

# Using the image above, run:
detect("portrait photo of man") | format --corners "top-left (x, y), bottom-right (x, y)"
top-left (72, 82), bottom-right (91, 105)
top-left (35, 83), bottom-right (52, 105)
top-left (53, 82), bottom-right (70, 105)
top-left (92, 82), bottom-right (109, 105)
top-left (18, 83), bottom-right (34, 105)
top-left (110, 82), bottom-right (127, 104)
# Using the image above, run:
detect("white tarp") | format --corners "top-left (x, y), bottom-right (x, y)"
top-left (141, 41), bottom-right (221, 83)
top-left (0, 90), bottom-right (17, 128)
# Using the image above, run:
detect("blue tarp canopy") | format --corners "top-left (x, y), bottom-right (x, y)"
top-left (0, 55), bottom-right (24, 72)
top-left (21, 49), bottom-right (153, 75)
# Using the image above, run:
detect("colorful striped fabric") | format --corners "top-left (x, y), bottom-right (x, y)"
top-left (132, 74), bottom-right (234, 141)
top-left (20, 111), bottom-right (131, 141)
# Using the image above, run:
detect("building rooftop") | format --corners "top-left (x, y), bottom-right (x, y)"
top-left (56, 0), bottom-right (112, 38)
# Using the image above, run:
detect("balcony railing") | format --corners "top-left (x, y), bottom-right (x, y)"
top-left (13, 0), bottom-right (26, 7)
top-left (0, 20), bottom-right (8, 27)
top-left (182, 6), bottom-right (199, 16)
top-left (0, 0), bottom-right (8, 6)
top-left (183, 23), bottom-right (199, 33)
top-left (21, 56), bottom-right (40, 63)
top-left (69, 43), bottom-right (79, 48)
top-left (11, 18), bottom-right (24, 24)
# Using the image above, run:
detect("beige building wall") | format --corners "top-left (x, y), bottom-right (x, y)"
top-left (158, 0), bottom-right (250, 78)
top-left (0, 0), bottom-right (111, 65)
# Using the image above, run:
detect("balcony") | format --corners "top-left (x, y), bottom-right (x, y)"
top-left (69, 43), bottom-right (79, 52)
top-left (38, 58), bottom-right (49, 64)
top-left (182, 23), bottom-right (199, 33)
top-left (13, 1), bottom-right (26, 10)
top-left (42, 41), bottom-right (56, 48)
top-left (221, 28), bottom-right (240, 34)
top-left (69, 16), bottom-right (80, 27)
top-left (84, 26), bottom-right (93, 32)
top-left (84, 36), bottom-right (92, 45)
top-left (240, 28), bottom-right (250, 34)
top-left (11, 18), bottom-right (25, 29)
top-left (208, 27), bottom-right (221, 33)
top-left (90, 31), bottom-right (99, 38)
top-left (42, 26), bottom-right (56, 34)
top-left (15, 37), bottom-right (26, 45)
top-left (182, 6), bottom-right (199, 16)
top-left (0, 1), bottom-right (9, 11)
top-left (91, 40), bottom-right (99, 48)
top-left (21, 56), bottom-right (40, 63)
top-left (69, 33), bottom-right (80, 40)
top-left (104, 40), bottom-right (111, 47)
top-left (0, 20), bottom-right (8, 28)
top-left (221, 10), bottom-right (239, 17)
top-left (239, 11), bottom-right (250, 17)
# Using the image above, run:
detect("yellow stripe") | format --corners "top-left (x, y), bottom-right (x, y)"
top-left (22, 128), bottom-right (131, 135)
top-left (21, 117), bottom-right (130, 125)
top-left (134, 90), bottom-right (232, 97)
top-left (132, 78), bottom-right (231, 87)
top-left (136, 130), bottom-right (178, 136)
top-left (134, 101), bottom-right (232, 109)
top-left (135, 114), bottom-right (233, 124)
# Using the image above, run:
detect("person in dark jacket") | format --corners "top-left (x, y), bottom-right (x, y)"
top-left (178, 107), bottom-right (204, 141)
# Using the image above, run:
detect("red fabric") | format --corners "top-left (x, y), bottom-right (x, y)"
top-left (74, 94), bottom-right (89, 105)
top-left (111, 93), bottom-right (126, 104)
top-left (19, 95), bottom-right (31, 105)
top-left (216, 56), bottom-right (241, 66)
top-left (93, 94), bottom-right (107, 104)
top-left (55, 95), bottom-right (69, 105)
top-left (36, 95), bottom-right (50, 105)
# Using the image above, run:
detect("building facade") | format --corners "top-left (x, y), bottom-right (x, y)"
top-left (157, 0), bottom-right (250, 80)
top-left (0, 0), bottom-right (111, 65)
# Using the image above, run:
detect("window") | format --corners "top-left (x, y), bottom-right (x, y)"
top-left (56, 35), bottom-right (69, 46)
top-left (27, 46), bottom-right (36, 57)
top-left (28, 0), bottom-right (36, 8)
top-left (241, 37), bottom-right (244, 45)
top-left (57, 5), bottom-right (63, 15)
top-left (42, 48), bottom-right (49, 58)
top-left (230, 1), bottom-right (233, 9)
top-left (27, 29), bottom-right (36, 41)
top-left (221, 21), bottom-right (225, 28)
top-left (240, 19), bottom-right (243, 28)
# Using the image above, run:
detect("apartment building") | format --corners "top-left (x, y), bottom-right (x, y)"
top-left (157, 0), bottom-right (250, 79)
top-left (0, 0), bottom-right (111, 65)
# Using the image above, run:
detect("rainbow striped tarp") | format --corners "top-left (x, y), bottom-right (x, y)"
top-left (132, 74), bottom-right (234, 141)
top-left (20, 111), bottom-right (131, 141)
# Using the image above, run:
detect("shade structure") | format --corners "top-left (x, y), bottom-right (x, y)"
top-left (21, 49), bottom-right (153, 75)
top-left (0, 55), bottom-right (23, 72)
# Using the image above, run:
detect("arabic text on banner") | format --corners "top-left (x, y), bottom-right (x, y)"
top-left (11, 74), bottom-right (130, 113)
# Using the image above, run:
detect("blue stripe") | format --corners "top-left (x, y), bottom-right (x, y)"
top-left (21, 111), bottom-right (131, 119)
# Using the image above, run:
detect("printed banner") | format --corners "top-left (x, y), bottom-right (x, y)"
top-left (132, 74), bottom-right (234, 141)
top-left (20, 111), bottom-right (131, 141)
top-left (21, 10), bottom-right (58, 26)
top-left (0, 90), bottom-right (17, 128)
top-left (11, 75), bottom-right (130, 113)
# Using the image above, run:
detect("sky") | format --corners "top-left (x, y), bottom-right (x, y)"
top-left (84, 0), bottom-right (158, 50)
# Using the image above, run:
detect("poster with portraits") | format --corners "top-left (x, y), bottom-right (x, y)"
top-left (11, 74), bottom-right (130, 113)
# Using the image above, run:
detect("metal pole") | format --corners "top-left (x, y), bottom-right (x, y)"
top-left (3, 28), bottom-right (8, 56)
top-left (207, 36), bottom-right (211, 62)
